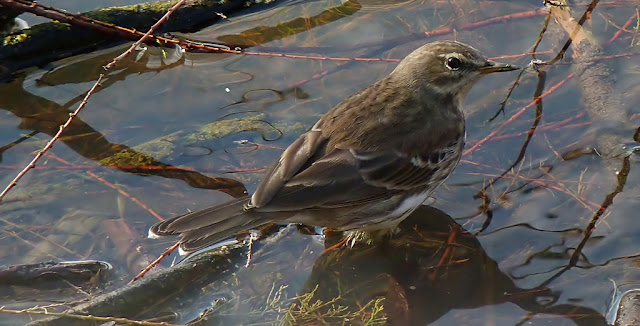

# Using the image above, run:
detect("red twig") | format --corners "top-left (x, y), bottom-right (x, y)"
top-left (492, 50), bottom-right (555, 60)
top-left (489, 122), bottom-right (591, 142)
top-left (0, 165), bottom-right (97, 170)
top-left (460, 9), bottom-right (550, 31)
top-left (86, 171), bottom-right (165, 221)
top-left (44, 153), bottom-right (164, 218)
top-left (607, 11), bottom-right (638, 43)
top-left (429, 227), bottom-right (459, 281)
top-left (464, 171), bottom-right (602, 209)
top-left (463, 73), bottom-right (575, 156)
top-left (597, 51), bottom-right (640, 60)
top-left (479, 112), bottom-right (586, 143)
top-left (421, 9), bottom-right (549, 37)
top-left (321, 237), bottom-right (349, 255)
top-left (0, 0), bottom-right (399, 63)
top-left (129, 242), bottom-right (180, 284)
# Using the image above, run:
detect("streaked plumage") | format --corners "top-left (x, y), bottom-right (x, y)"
top-left (150, 41), bottom-right (517, 254)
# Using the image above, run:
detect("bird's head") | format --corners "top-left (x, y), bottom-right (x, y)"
top-left (392, 41), bottom-right (518, 105)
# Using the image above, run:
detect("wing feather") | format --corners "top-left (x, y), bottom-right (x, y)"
top-left (254, 142), bottom-right (460, 212)
top-left (250, 129), bottom-right (326, 208)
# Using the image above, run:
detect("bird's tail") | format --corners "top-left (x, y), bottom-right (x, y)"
top-left (149, 197), bottom-right (272, 254)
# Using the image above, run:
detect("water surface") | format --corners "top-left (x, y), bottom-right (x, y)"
top-left (1, 0), bottom-right (639, 325)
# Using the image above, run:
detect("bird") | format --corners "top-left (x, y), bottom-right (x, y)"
top-left (149, 41), bottom-right (518, 254)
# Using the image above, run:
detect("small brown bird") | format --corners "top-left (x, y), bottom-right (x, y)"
top-left (150, 41), bottom-right (517, 254)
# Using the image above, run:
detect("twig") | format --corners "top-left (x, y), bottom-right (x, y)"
top-left (0, 74), bottom-right (104, 201)
top-left (487, 68), bottom-right (526, 122)
top-left (129, 242), bottom-right (180, 284)
top-left (245, 231), bottom-right (259, 268)
top-left (607, 11), bottom-right (638, 43)
top-left (568, 156), bottom-right (631, 266)
top-left (2, 0), bottom-right (549, 65)
top-left (536, 156), bottom-right (631, 289)
top-left (428, 226), bottom-right (460, 281)
top-left (43, 153), bottom-right (165, 221)
top-left (0, 0), bottom-right (188, 201)
top-left (463, 73), bottom-right (575, 156)
top-left (474, 70), bottom-right (547, 231)
top-left (0, 306), bottom-right (179, 326)
top-left (546, 0), bottom-right (601, 65)
top-left (531, 11), bottom-right (552, 58)
top-left (104, 0), bottom-right (187, 69)
top-left (86, 171), bottom-right (165, 222)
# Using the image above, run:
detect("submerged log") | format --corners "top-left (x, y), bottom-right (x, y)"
top-left (549, 4), bottom-right (631, 157)
top-left (27, 242), bottom-right (246, 326)
top-left (0, 0), bottom-right (276, 71)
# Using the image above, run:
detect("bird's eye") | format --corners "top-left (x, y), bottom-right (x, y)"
top-left (446, 57), bottom-right (462, 70)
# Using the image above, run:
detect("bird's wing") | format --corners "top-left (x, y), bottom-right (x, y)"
top-left (250, 129), bottom-right (327, 208)
top-left (249, 77), bottom-right (400, 208)
top-left (254, 142), bottom-right (460, 211)
top-left (351, 145), bottom-right (458, 189)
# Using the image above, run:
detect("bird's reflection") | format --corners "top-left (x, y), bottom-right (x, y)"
top-left (282, 205), bottom-right (607, 326)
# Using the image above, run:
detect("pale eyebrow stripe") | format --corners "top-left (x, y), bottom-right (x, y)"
top-left (440, 52), bottom-right (466, 59)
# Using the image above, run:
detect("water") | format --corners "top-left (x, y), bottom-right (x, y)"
top-left (1, 0), bottom-right (639, 325)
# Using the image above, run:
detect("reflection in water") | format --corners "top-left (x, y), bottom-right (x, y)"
top-left (9, 205), bottom-right (609, 325)
top-left (87, 206), bottom-right (605, 325)
top-left (286, 205), bottom-right (606, 326)
top-left (1, 0), bottom-right (639, 324)
top-left (216, 0), bottom-right (362, 47)
top-left (0, 47), bottom-right (247, 197)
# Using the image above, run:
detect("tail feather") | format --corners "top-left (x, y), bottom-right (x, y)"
top-left (150, 196), bottom-right (249, 236)
top-left (149, 196), bottom-right (276, 254)
top-left (179, 214), bottom-right (271, 253)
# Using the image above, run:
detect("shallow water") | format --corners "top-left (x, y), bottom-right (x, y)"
top-left (1, 0), bottom-right (640, 325)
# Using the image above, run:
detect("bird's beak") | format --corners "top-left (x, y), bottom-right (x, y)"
top-left (479, 61), bottom-right (519, 74)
